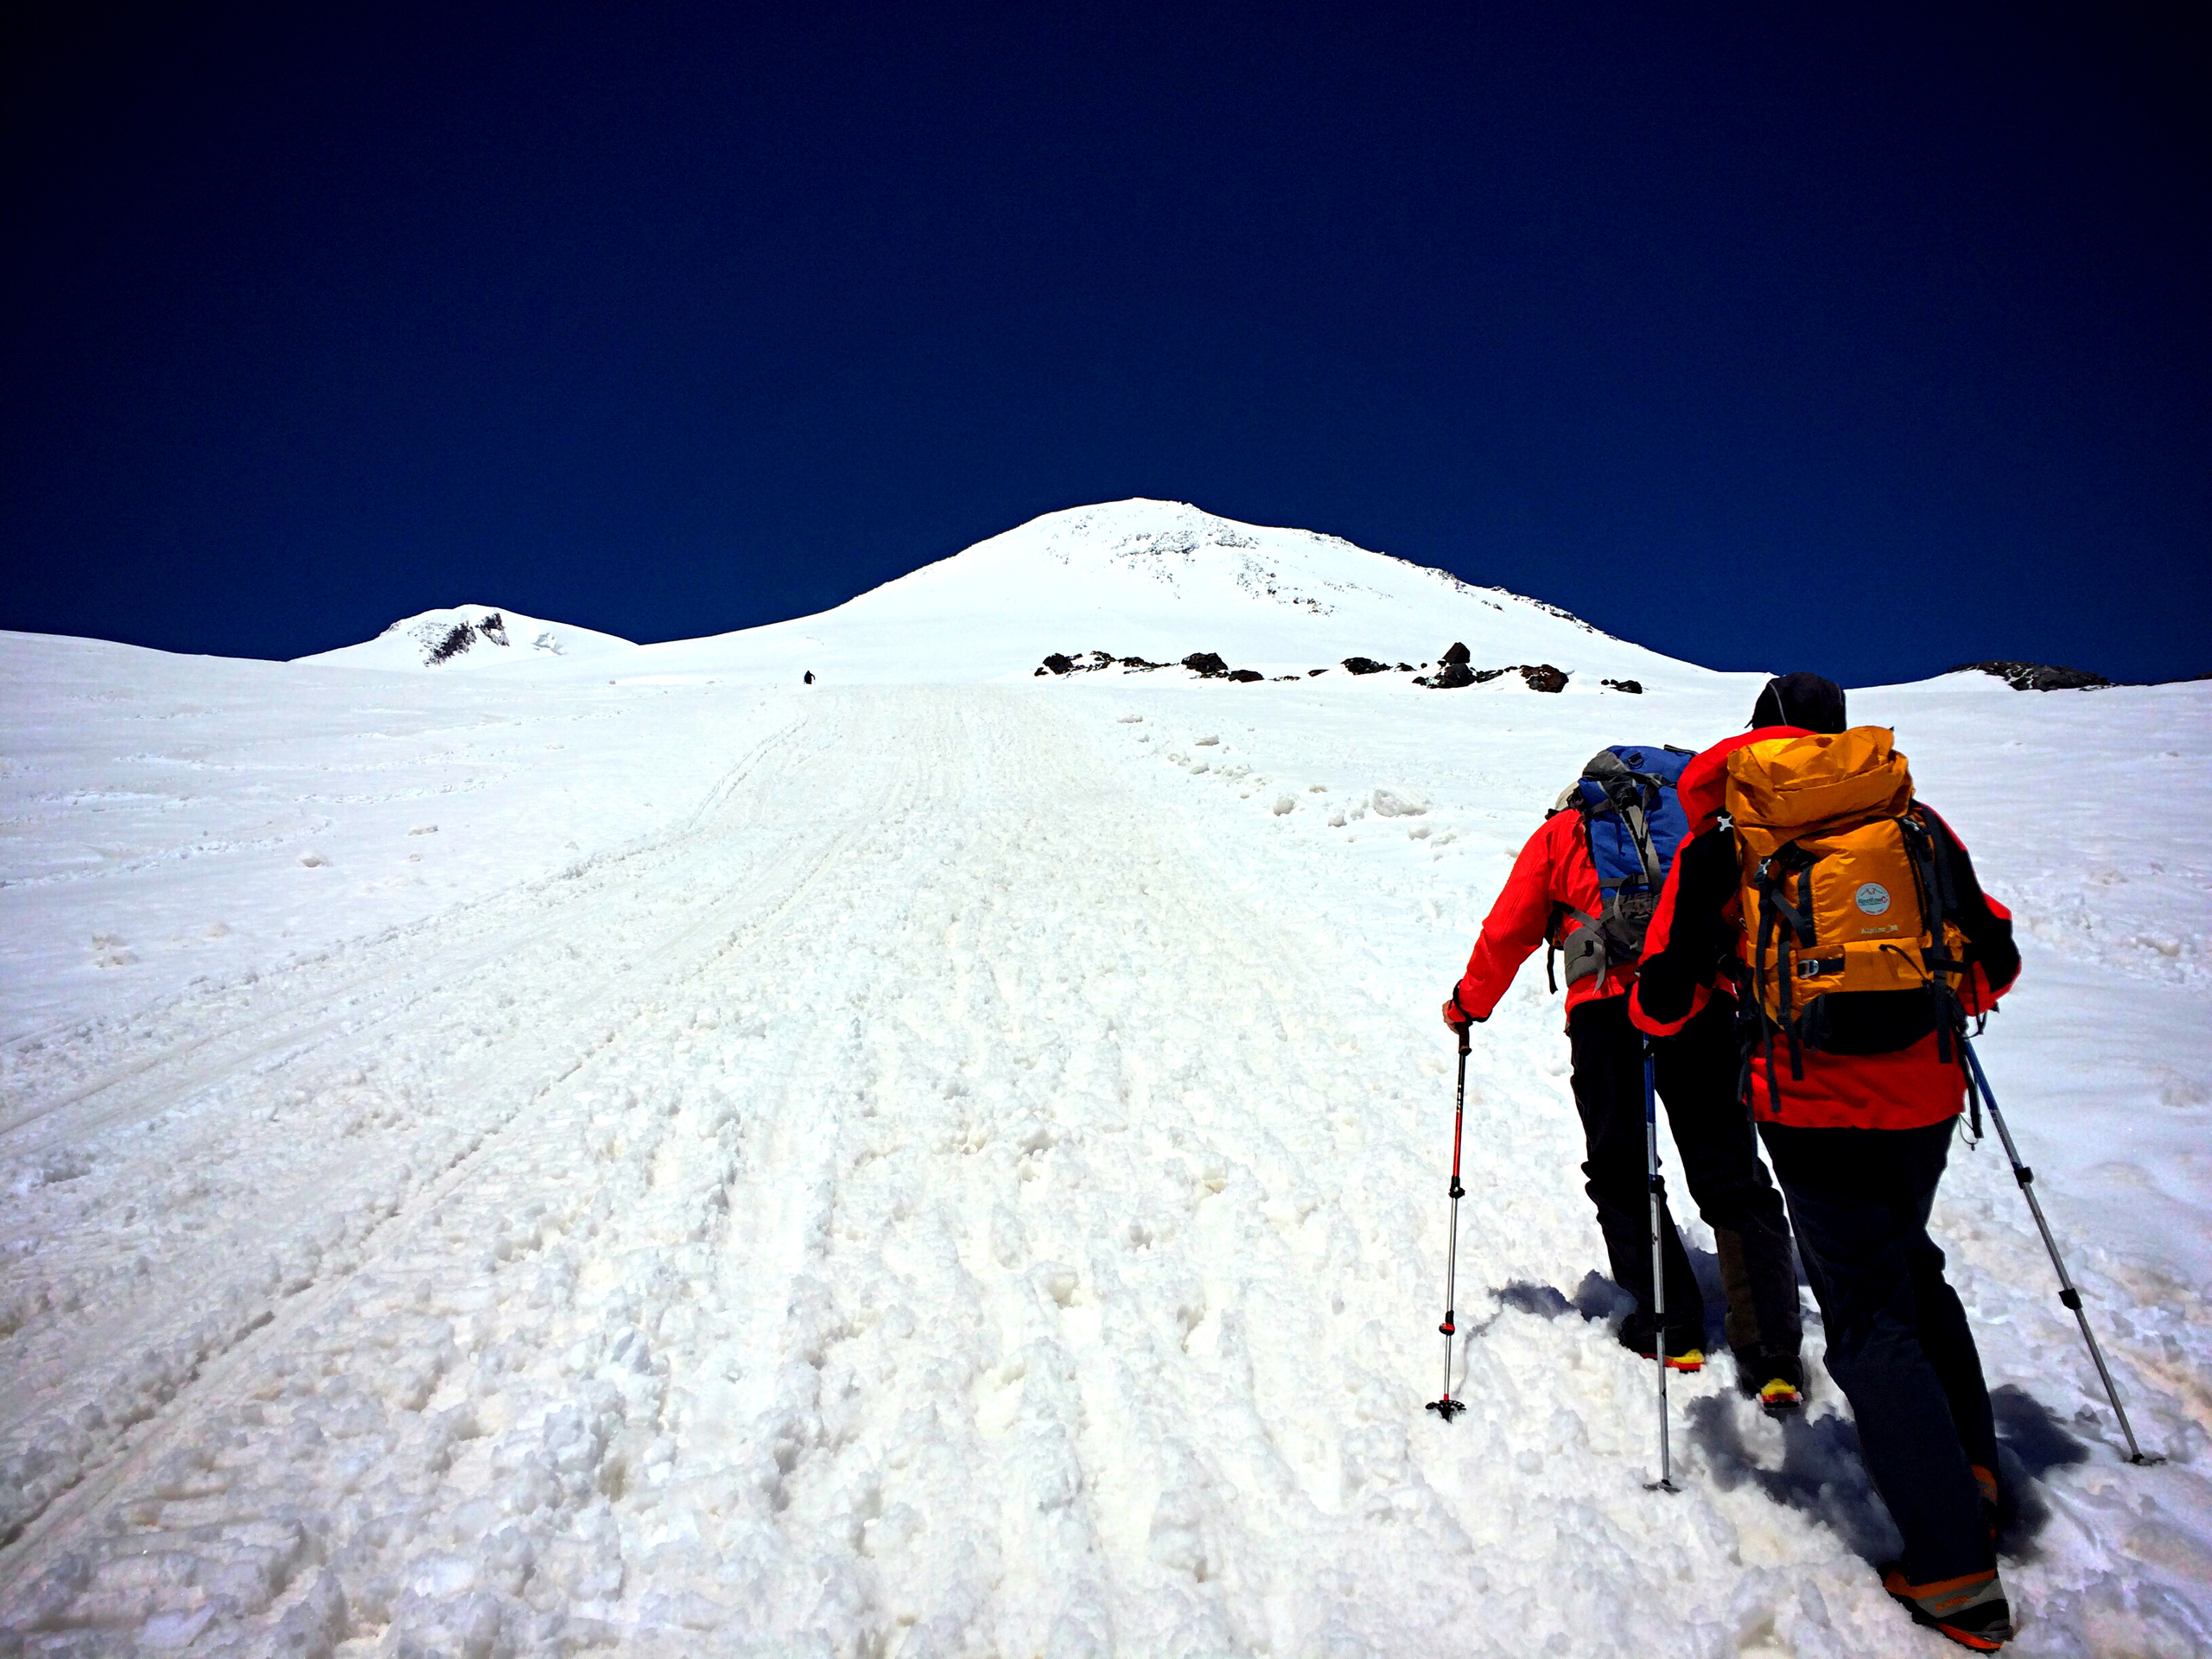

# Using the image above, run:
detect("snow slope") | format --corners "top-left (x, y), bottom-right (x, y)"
top-left (3, 513), bottom-right (2209, 1656)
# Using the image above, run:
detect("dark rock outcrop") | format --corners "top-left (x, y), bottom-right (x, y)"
top-left (1227, 669), bottom-right (1264, 683)
top-left (1426, 663), bottom-right (1565, 691)
top-left (1041, 652), bottom-right (1075, 676)
top-left (1442, 641), bottom-right (1471, 665)
top-left (425, 623), bottom-right (478, 665)
top-left (1183, 652), bottom-right (1230, 677)
top-left (1342, 657), bottom-right (1391, 676)
top-left (1950, 661), bottom-right (2112, 692)
top-left (1601, 677), bottom-right (1643, 694)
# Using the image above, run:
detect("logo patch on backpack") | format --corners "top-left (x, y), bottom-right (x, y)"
top-left (1853, 882), bottom-right (1891, 917)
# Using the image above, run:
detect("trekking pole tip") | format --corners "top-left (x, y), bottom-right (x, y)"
top-left (1643, 1478), bottom-right (1681, 1494)
top-left (1426, 1396), bottom-right (1466, 1421)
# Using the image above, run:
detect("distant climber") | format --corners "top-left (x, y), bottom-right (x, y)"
top-left (1631, 672), bottom-right (2024, 1652)
top-left (804, 671), bottom-right (814, 684)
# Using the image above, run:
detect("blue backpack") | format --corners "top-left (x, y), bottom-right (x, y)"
top-left (1547, 744), bottom-right (1694, 991)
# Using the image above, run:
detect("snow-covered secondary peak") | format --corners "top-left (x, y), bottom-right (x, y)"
top-left (297, 605), bottom-right (636, 671)
top-left (628, 499), bottom-right (1706, 689)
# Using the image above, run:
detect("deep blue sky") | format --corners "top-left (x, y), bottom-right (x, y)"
top-left (5, 4), bottom-right (2206, 683)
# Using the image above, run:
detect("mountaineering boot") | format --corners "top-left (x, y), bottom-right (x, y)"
top-left (1755, 1376), bottom-right (1803, 1415)
top-left (1733, 1350), bottom-right (1806, 1415)
top-left (1880, 1565), bottom-right (2012, 1651)
top-left (1630, 1338), bottom-right (1705, 1373)
top-left (1621, 1315), bottom-right (1704, 1372)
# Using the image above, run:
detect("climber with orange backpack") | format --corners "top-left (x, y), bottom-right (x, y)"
top-left (1630, 672), bottom-right (2023, 1653)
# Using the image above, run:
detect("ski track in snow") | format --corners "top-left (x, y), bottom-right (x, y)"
top-left (1, 677), bottom-right (2209, 1657)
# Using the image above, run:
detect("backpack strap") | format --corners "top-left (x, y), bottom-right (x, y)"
top-left (1620, 796), bottom-right (1664, 889)
top-left (1897, 810), bottom-right (1964, 1065)
top-left (1751, 861), bottom-right (1783, 1107)
top-left (1751, 848), bottom-right (1818, 1094)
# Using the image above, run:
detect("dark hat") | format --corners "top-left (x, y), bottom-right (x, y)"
top-left (1750, 672), bottom-right (1847, 734)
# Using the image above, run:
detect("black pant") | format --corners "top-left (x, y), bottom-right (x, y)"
top-left (1567, 995), bottom-right (1802, 1363)
top-left (1760, 1118), bottom-right (1999, 1583)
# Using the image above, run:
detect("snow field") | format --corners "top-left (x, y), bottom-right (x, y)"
top-left (0, 654), bottom-right (2207, 1656)
top-left (0, 632), bottom-right (781, 1038)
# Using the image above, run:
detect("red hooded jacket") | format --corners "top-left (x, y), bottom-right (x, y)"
top-left (1628, 728), bottom-right (2020, 1129)
top-left (1450, 805), bottom-right (1638, 1027)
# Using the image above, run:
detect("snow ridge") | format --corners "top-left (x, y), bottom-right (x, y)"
top-left (288, 502), bottom-right (1643, 685)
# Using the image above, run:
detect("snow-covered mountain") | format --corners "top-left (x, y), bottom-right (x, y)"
top-left (304, 502), bottom-right (1721, 691)
top-left (639, 499), bottom-right (1700, 687)
top-left (298, 604), bottom-right (635, 671)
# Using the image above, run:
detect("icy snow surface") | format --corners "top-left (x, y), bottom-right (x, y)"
top-left (3, 505), bottom-right (2210, 1656)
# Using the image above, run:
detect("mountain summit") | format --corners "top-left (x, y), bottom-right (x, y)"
top-left (633, 499), bottom-right (1705, 687)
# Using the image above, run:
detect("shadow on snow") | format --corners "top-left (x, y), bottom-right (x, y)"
top-left (1489, 1275), bottom-right (2087, 1562)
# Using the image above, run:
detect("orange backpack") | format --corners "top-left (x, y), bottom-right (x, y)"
top-left (1722, 727), bottom-right (1967, 1088)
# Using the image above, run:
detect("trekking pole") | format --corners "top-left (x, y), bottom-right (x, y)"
top-left (1643, 1043), bottom-right (1679, 1492)
top-left (1961, 1035), bottom-right (2163, 1466)
top-left (1427, 1025), bottom-right (1473, 1422)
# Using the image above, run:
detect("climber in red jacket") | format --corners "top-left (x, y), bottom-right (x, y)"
top-left (1442, 753), bottom-right (1805, 1408)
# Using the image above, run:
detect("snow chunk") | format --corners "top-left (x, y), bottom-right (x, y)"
top-left (1370, 786), bottom-right (1428, 818)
